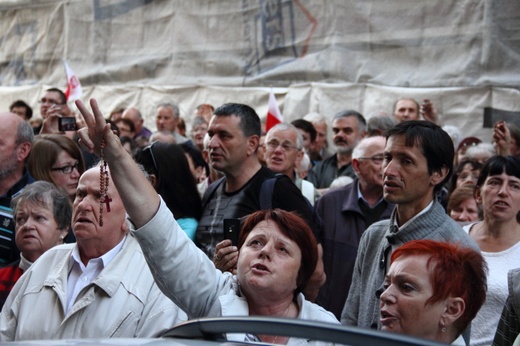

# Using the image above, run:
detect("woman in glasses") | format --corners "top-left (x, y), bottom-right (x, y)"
top-left (27, 134), bottom-right (85, 201)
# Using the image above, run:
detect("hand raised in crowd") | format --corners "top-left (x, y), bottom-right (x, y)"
top-left (75, 99), bottom-right (120, 158)
top-left (493, 120), bottom-right (511, 156)
top-left (213, 239), bottom-right (238, 274)
top-left (75, 98), bottom-right (160, 229)
top-left (40, 104), bottom-right (66, 134)
top-left (420, 99), bottom-right (440, 125)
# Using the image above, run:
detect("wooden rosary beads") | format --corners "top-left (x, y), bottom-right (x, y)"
top-left (98, 145), bottom-right (112, 226)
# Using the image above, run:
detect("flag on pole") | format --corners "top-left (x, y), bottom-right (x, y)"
top-left (265, 90), bottom-right (283, 132)
top-left (63, 61), bottom-right (82, 101)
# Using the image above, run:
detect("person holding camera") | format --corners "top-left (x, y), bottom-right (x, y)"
top-left (37, 88), bottom-right (77, 135)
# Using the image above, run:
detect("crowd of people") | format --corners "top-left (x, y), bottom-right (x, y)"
top-left (0, 89), bottom-right (519, 346)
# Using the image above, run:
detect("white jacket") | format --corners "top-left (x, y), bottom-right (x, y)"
top-left (0, 234), bottom-right (186, 341)
top-left (132, 199), bottom-right (339, 345)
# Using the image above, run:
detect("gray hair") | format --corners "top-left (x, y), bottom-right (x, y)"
top-left (442, 125), bottom-right (463, 151)
top-left (191, 116), bottom-right (208, 128)
top-left (333, 110), bottom-right (367, 133)
top-left (367, 114), bottom-right (397, 137)
top-left (12, 181), bottom-right (71, 231)
top-left (303, 112), bottom-right (326, 125)
top-left (157, 102), bottom-right (180, 119)
top-left (266, 123), bottom-right (304, 150)
top-left (16, 119), bottom-right (34, 146)
top-left (465, 143), bottom-right (496, 160)
top-left (352, 135), bottom-right (385, 159)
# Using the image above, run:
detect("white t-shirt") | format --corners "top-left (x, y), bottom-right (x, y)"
top-left (464, 223), bottom-right (520, 346)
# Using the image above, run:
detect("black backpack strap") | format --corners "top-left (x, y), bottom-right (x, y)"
top-left (201, 176), bottom-right (226, 210)
top-left (259, 174), bottom-right (283, 210)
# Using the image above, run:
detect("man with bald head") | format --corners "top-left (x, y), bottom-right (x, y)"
top-left (122, 107), bottom-right (152, 139)
top-left (0, 112), bottom-right (34, 266)
top-left (1, 165), bottom-right (186, 340)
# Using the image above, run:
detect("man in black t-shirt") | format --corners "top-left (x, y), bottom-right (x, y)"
top-left (195, 103), bottom-right (324, 300)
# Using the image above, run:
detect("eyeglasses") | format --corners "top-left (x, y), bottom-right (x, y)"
top-left (39, 98), bottom-right (66, 106)
top-left (51, 162), bottom-right (79, 174)
top-left (142, 142), bottom-right (158, 172)
top-left (266, 140), bottom-right (300, 152)
top-left (358, 155), bottom-right (384, 164)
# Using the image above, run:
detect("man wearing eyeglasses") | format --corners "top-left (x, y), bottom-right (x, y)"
top-left (264, 123), bottom-right (319, 206)
top-left (307, 110), bottom-right (367, 191)
top-left (314, 135), bottom-right (394, 319)
top-left (35, 88), bottom-right (71, 135)
top-left (0, 112), bottom-right (34, 266)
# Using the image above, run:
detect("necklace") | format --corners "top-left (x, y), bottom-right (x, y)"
top-left (98, 143), bottom-right (112, 226)
top-left (260, 303), bottom-right (293, 344)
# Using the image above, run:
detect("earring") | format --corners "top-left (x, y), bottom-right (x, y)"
top-left (440, 322), bottom-right (447, 333)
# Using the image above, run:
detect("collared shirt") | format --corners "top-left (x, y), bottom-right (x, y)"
top-left (18, 254), bottom-right (32, 271)
top-left (356, 183), bottom-right (384, 208)
top-left (293, 171), bottom-right (320, 206)
top-left (66, 236), bottom-right (126, 313)
top-left (392, 199), bottom-right (434, 231)
top-left (307, 154), bottom-right (356, 189)
top-left (386, 200), bottom-right (434, 270)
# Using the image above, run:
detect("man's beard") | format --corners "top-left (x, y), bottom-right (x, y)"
top-left (335, 143), bottom-right (353, 155)
top-left (0, 152), bottom-right (19, 180)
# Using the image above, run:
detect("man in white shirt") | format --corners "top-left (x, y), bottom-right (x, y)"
top-left (0, 165), bottom-right (186, 341)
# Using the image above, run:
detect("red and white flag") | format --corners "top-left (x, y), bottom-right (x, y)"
top-left (63, 60), bottom-right (82, 101)
top-left (265, 90), bottom-right (283, 132)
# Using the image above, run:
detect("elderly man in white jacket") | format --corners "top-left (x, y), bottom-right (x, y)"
top-left (0, 165), bottom-right (186, 341)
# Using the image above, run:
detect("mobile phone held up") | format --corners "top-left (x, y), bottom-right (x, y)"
top-left (223, 218), bottom-right (241, 246)
top-left (58, 117), bottom-right (77, 131)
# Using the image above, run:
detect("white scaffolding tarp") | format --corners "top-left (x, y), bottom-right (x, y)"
top-left (1, 0), bottom-right (519, 141)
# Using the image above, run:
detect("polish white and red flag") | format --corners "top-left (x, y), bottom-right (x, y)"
top-left (63, 60), bottom-right (82, 101)
top-left (265, 89), bottom-right (283, 132)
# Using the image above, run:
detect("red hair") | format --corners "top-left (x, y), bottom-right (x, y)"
top-left (391, 240), bottom-right (487, 334)
top-left (238, 209), bottom-right (318, 295)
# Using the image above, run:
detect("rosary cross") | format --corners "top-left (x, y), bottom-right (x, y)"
top-left (101, 195), bottom-right (112, 212)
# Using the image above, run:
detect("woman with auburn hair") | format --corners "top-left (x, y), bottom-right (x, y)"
top-left (379, 239), bottom-right (487, 345)
top-left (27, 134), bottom-right (85, 201)
top-left (75, 99), bottom-right (339, 344)
top-left (447, 185), bottom-right (481, 223)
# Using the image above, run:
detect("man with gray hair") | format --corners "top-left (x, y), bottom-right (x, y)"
top-left (315, 135), bottom-right (394, 319)
top-left (264, 123), bottom-right (319, 205)
top-left (0, 112), bottom-right (34, 266)
top-left (155, 103), bottom-right (189, 144)
top-left (307, 110), bottom-right (367, 190)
